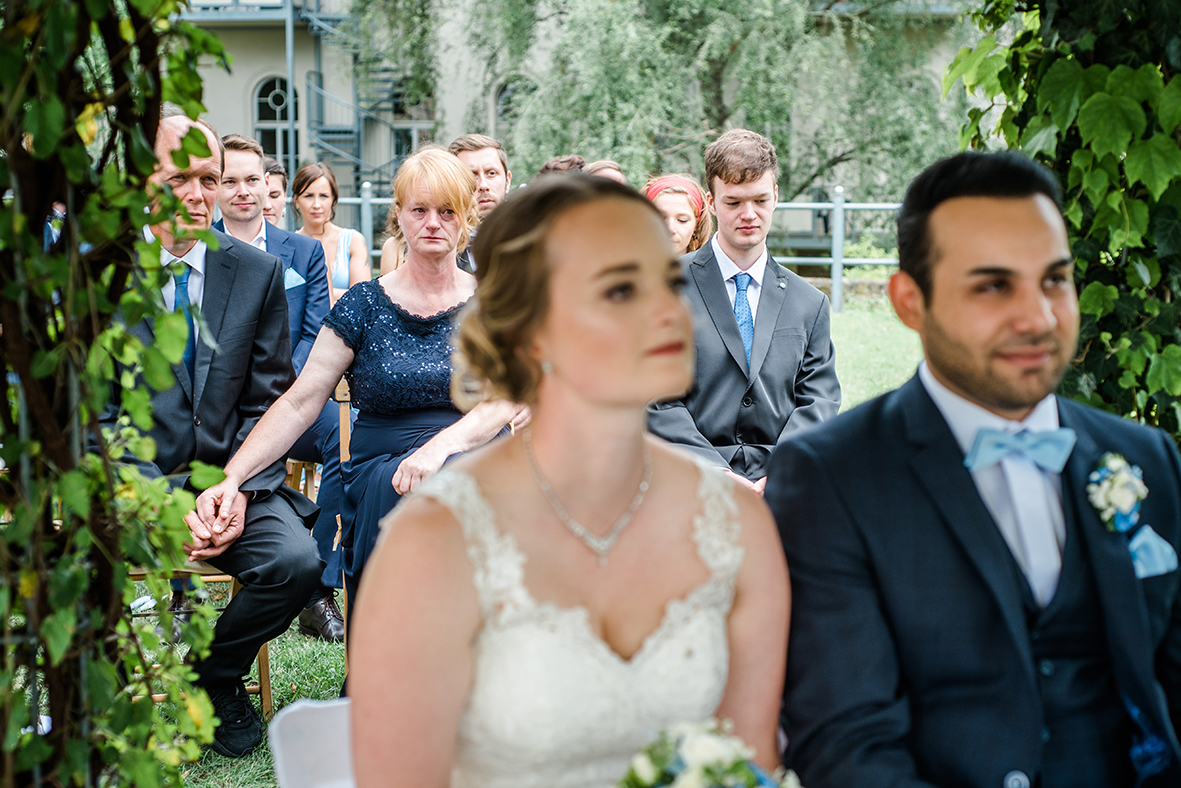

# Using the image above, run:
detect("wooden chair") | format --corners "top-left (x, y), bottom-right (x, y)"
top-left (333, 378), bottom-right (352, 638)
top-left (129, 561), bottom-right (274, 719)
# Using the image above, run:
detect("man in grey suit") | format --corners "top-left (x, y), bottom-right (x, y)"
top-left (648, 129), bottom-right (840, 492)
top-left (116, 115), bottom-right (322, 758)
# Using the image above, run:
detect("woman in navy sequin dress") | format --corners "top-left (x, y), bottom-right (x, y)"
top-left (191, 147), bottom-right (527, 608)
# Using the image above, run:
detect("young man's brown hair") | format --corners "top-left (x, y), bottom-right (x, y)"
top-left (448, 134), bottom-right (509, 175)
top-left (703, 129), bottom-right (777, 194)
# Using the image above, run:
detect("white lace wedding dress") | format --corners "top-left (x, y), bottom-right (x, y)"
top-left (408, 462), bottom-right (745, 788)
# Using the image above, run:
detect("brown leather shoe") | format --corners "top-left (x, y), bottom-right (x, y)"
top-left (297, 594), bottom-right (345, 642)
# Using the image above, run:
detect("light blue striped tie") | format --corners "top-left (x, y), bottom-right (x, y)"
top-left (733, 273), bottom-right (754, 366)
top-left (174, 264), bottom-right (195, 382)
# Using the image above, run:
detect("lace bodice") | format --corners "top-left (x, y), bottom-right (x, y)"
top-left (322, 280), bottom-right (465, 416)
top-left (411, 462), bottom-right (744, 788)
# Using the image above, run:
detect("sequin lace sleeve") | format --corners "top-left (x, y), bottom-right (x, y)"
top-left (322, 280), bottom-right (467, 416)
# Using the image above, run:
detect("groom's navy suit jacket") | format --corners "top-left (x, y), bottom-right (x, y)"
top-left (766, 375), bottom-right (1181, 788)
top-left (648, 241), bottom-right (840, 480)
top-left (213, 219), bottom-right (329, 374)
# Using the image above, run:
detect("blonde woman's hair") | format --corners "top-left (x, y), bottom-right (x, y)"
top-left (451, 174), bottom-right (663, 409)
top-left (383, 146), bottom-right (479, 269)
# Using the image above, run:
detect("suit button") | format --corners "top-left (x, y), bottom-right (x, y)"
top-left (1038, 659), bottom-right (1055, 677)
top-left (1041, 727), bottom-right (1050, 743)
top-left (741, 396), bottom-right (753, 407)
top-left (194, 416), bottom-right (201, 427)
top-left (1003, 770), bottom-right (1030, 788)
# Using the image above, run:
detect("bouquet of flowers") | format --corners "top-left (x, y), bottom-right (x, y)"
top-left (618, 719), bottom-right (803, 788)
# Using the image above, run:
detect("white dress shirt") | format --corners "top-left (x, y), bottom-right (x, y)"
top-left (712, 235), bottom-right (768, 323)
top-left (149, 226), bottom-right (207, 349)
top-left (249, 220), bottom-right (267, 251)
top-left (920, 361), bottom-right (1066, 606)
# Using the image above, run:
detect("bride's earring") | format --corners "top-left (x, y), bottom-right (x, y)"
top-left (540, 359), bottom-right (553, 375)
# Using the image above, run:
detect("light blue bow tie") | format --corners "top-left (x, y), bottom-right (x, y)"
top-left (963, 427), bottom-right (1077, 473)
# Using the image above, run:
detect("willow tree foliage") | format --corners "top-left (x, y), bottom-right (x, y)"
top-left (947, 1), bottom-right (1181, 438)
top-left (350, 0), bottom-right (968, 199)
top-left (1, 0), bottom-right (230, 783)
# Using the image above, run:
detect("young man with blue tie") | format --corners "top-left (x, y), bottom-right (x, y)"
top-left (769, 152), bottom-right (1181, 788)
top-left (213, 134), bottom-right (345, 643)
top-left (648, 129), bottom-right (841, 493)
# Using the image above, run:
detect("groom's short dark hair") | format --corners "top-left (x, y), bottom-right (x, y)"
top-left (898, 152), bottom-right (1063, 302)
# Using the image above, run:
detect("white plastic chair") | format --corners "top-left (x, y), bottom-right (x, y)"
top-left (269, 698), bottom-right (356, 788)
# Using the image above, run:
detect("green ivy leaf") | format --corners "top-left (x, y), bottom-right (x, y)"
top-left (56, 469), bottom-right (91, 519)
top-left (1083, 168), bottom-right (1109, 208)
top-left (1106, 64), bottom-right (1164, 106)
top-left (31, 347), bottom-right (60, 378)
top-left (1078, 92), bottom-right (1147, 161)
top-left (1038, 57), bottom-right (1086, 131)
top-left (189, 461), bottom-right (225, 490)
top-left (942, 36), bottom-right (996, 98)
top-left (26, 95), bottom-right (66, 159)
top-left (1125, 134), bottom-right (1181, 201)
top-left (1146, 344), bottom-right (1181, 396)
top-left (141, 346), bottom-right (175, 392)
top-left (41, 607), bottom-right (77, 666)
top-left (1152, 205), bottom-right (1181, 257)
top-left (1020, 113), bottom-right (1058, 158)
top-left (1159, 77), bottom-right (1181, 133)
top-left (154, 309), bottom-right (188, 364)
top-left (1078, 281), bottom-right (1119, 317)
top-left (124, 386), bottom-right (153, 431)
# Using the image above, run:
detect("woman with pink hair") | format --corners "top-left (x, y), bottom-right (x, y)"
top-left (644, 174), bottom-right (713, 257)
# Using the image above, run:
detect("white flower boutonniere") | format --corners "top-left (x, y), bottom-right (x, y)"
top-left (1087, 453), bottom-right (1149, 533)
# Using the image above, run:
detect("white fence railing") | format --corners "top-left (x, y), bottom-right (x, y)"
top-left (329, 183), bottom-right (902, 312)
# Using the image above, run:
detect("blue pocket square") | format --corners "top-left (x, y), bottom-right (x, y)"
top-left (1129, 525), bottom-right (1178, 579)
top-left (283, 268), bottom-right (306, 290)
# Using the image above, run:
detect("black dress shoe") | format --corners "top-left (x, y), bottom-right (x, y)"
top-left (298, 594), bottom-right (345, 643)
top-left (204, 680), bottom-right (263, 758)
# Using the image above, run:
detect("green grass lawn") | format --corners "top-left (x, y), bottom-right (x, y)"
top-left (831, 293), bottom-right (923, 411)
top-left (182, 293), bottom-right (923, 786)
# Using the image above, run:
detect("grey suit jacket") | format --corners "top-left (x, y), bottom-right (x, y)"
top-left (648, 241), bottom-right (841, 480)
top-left (109, 229), bottom-right (303, 501)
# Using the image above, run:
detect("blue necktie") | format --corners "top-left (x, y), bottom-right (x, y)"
top-left (963, 427), bottom-right (1077, 473)
top-left (733, 273), bottom-right (754, 366)
top-left (174, 264), bottom-right (195, 382)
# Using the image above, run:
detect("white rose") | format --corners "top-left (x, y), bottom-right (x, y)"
top-left (780, 769), bottom-right (804, 788)
top-left (680, 732), bottom-right (734, 769)
top-left (1108, 483), bottom-right (1139, 513)
top-left (1106, 455), bottom-right (1126, 472)
top-left (671, 766), bottom-right (708, 788)
top-left (630, 753), bottom-right (659, 785)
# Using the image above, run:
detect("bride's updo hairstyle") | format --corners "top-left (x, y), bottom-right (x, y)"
top-left (383, 146), bottom-right (479, 269)
top-left (453, 174), bottom-right (665, 408)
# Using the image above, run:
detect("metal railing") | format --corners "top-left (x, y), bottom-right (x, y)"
top-left (334, 183), bottom-right (902, 312)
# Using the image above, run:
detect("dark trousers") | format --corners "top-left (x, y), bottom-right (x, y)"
top-left (194, 492), bottom-right (322, 687)
top-left (289, 399), bottom-right (347, 590)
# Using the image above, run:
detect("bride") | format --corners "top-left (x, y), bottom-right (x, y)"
top-left (349, 175), bottom-right (790, 787)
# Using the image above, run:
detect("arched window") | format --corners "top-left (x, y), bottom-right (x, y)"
top-left (254, 77), bottom-right (299, 161)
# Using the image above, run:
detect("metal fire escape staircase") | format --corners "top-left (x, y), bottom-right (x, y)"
top-left (302, 9), bottom-right (416, 196)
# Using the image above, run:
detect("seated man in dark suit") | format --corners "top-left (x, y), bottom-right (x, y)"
top-left (214, 133), bottom-right (343, 642)
top-left (114, 114), bottom-right (322, 758)
top-left (648, 129), bottom-right (840, 493)
top-left (768, 152), bottom-right (1181, 787)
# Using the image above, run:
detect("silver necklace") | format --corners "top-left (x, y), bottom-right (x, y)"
top-left (521, 428), bottom-right (652, 566)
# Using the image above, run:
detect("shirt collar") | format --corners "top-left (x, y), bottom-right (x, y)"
top-left (144, 224), bottom-right (209, 275)
top-left (250, 220), bottom-right (268, 250)
top-left (711, 234), bottom-right (768, 286)
top-left (918, 360), bottom-right (1059, 456)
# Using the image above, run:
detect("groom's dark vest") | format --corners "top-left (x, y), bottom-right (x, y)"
top-left (999, 487), bottom-right (1136, 787)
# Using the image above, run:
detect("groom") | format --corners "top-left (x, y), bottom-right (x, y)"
top-left (767, 151), bottom-right (1181, 788)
